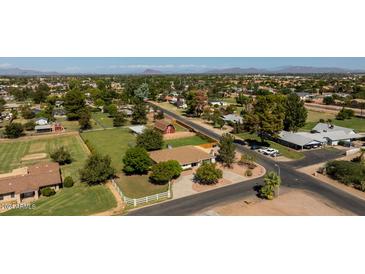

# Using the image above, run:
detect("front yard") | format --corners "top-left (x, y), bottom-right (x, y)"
top-left (164, 135), bottom-right (211, 148)
top-left (116, 174), bottom-right (169, 198)
top-left (235, 132), bottom-right (305, 160)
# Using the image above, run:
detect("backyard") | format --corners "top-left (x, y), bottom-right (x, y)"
top-left (235, 132), bottom-right (305, 160)
top-left (164, 135), bottom-right (211, 148)
top-left (1, 183), bottom-right (116, 216)
top-left (300, 109), bottom-right (365, 132)
top-left (91, 112), bottom-right (114, 128)
top-left (0, 134), bottom-right (89, 182)
top-left (81, 128), bottom-right (136, 171)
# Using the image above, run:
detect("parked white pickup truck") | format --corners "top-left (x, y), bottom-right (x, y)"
top-left (258, 147), bottom-right (279, 156)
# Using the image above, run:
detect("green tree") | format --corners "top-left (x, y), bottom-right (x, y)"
top-left (33, 83), bottom-right (50, 103)
top-left (50, 146), bottom-right (72, 165)
top-left (136, 128), bottom-right (164, 151)
top-left (236, 93), bottom-right (249, 107)
top-left (259, 171), bottom-right (281, 200)
top-left (149, 160), bottom-right (182, 184)
top-left (323, 96), bottom-right (335, 105)
top-left (135, 83), bottom-right (150, 100)
top-left (242, 95), bottom-right (285, 142)
top-left (122, 147), bottom-right (151, 175)
top-left (105, 104), bottom-right (118, 117)
top-left (336, 107), bottom-right (354, 120)
top-left (113, 112), bottom-right (126, 127)
top-left (131, 102), bottom-right (147, 125)
top-left (4, 123), bottom-right (24, 138)
top-left (194, 162), bottom-right (223, 185)
top-left (283, 93), bottom-right (307, 132)
top-left (217, 133), bottom-right (236, 167)
top-left (80, 153), bottom-right (115, 185)
top-left (186, 90), bottom-right (208, 117)
top-left (64, 89), bottom-right (86, 120)
top-left (23, 120), bottom-right (36, 131)
top-left (0, 97), bottom-right (5, 113)
top-left (21, 106), bottom-right (36, 119)
top-left (79, 109), bottom-right (92, 130)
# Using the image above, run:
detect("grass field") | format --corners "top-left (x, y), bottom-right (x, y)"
top-left (300, 110), bottom-right (365, 132)
top-left (116, 174), bottom-right (168, 198)
top-left (81, 128), bottom-right (136, 171)
top-left (164, 135), bottom-right (210, 148)
top-left (236, 132), bottom-right (305, 160)
top-left (56, 117), bottom-right (103, 132)
top-left (1, 184), bottom-right (116, 216)
top-left (0, 134), bottom-right (89, 182)
top-left (91, 112), bottom-right (114, 128)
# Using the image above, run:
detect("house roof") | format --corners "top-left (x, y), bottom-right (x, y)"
top-left (149, 146), bottom-right (213, 165)
top-left (312, 123), bottom-right (354, 134)
top-left (222, 114), bottom-right (243, 123)
top-left (35, 125), bottom-right (53, 130)
top-left (128, 125), bottom-right (146, 135)
top-left (0, 162), bottom-right (61, 195)
top-left (279, 131), bottom-right (320, 147)
top-left (154, 119), bottom-right (175, 131)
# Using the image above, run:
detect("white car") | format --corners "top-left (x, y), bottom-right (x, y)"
top-left (259, 147), bottom-right (279, 156)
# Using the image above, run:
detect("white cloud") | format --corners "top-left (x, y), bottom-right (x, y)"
top-left (0, 63), bottom-right (11, 68)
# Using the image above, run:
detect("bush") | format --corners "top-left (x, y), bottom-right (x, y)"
top-left (245, 169), bottom-right (253, 177)
top-left (4, 123), bottom-right (24, 138)
top-left (24, 120), bottom-right (36, 131)
top-left (41, 187), bottom-right (56, 197)
top-left (149, 160), bottom-right (182, 184)
top-left (326, 160), bottom-right (365, 186)
top-left (194, 162), bottom-right (223, 185)
top-left (113, 112), bottom-right (126, 127)
top-left (336, 108), bottom-right (354, 120)
top-left (50, 146), bottom-right (72, 165)
top-left (63, 176), bottom-right (74, 188)
top-left (122, 147), bottom-right (151, 175)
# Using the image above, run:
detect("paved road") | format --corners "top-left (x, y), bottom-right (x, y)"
top-left (285, 148), bottom-right (344, 168)
top-left (128, 103), bottom-right (365, 216)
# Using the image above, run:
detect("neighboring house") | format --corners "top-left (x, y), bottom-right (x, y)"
top-left (53, 108), bottom-right (67, 117)
top-left (128, 125), bottom-right (146, 135)
top-left (31, 108), bottom-right (42, 115)
top-left (222, 114), bottom-right (243, 124)
top-left (55, 100), bottom-right (64, 108)
top-left (35, 124), bottom-right (53, 133)
top-left (154, 119), bottom-right (176, 134)
top-left (209, 101), bottom-right (228, 107)
top-left (35, 117), bottom-right (48, 126)
top-left (0, 162), bottom-right (62, 203)
top-left (149, 145), bottom-right (215, 170)
top-left (4, 103), bottom-right (20, 110)
top-left (277, 123), bottom-right (363, 149)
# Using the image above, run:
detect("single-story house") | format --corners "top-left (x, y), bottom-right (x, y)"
top-left (35, 124), bottom-right (53, 133)
top-left (35, 117), bottom-right (48, 126)
top-left (277, 123), bottom-right (363, 149)
top-left (0, 162), bottom-right (62, 203)
top-left (149, 145), bottom-right (215, 170)
top-left (222, 114), bottom-right (243, 124)
top-left (128, 125), bottom-right (146, 135)
top-left (31, 108), bottom-right (42, 115)
top-left (154, 119), bottom-right (176, 134)
top-left (209, 101), bottom-right (228, 107)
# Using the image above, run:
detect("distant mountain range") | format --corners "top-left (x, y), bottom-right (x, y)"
top-left (1, 65), bottom-right (364, 76)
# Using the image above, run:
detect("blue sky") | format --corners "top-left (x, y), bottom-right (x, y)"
top-left (0, 57), bottom-right (364, 73)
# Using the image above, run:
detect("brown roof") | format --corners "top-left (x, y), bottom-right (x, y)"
top-left (154, 119), bottom-right (175, 131)
top-left (0, 162), bottom-right (62, 195)
top-left (149, 146), bottom-right (213, 165)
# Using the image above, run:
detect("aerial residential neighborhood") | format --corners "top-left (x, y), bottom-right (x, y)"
top-left (1, 58), bottom-right (365, 216)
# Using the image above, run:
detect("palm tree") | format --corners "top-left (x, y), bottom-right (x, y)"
top-left (260, 171), bottom-right (281, 199)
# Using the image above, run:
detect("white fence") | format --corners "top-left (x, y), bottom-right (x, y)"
top-left (111, 179), bottom-right (171, 207)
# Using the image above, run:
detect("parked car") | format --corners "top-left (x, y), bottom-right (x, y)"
top-left (259, 147), bottom-right (279, 156)
top-left (251, 144), bottom-right (261, 150)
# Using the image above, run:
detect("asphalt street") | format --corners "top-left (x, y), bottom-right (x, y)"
top-left (128, 103), bottom-right (365, 216)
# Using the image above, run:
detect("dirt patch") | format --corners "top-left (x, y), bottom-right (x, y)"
top-left (211, 189), bottom-right (353, 216)
top-left (163, 131), bottom-right (196, 140)
top-left (0, 167), bottom-right (28, 179)
top-left (21, 153), bottom-right (48, 161)
top-left (192, 178), bottom-right (232, 192)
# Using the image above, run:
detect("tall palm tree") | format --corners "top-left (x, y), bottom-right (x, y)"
top-left (261, 171), bottom-right (282, 199)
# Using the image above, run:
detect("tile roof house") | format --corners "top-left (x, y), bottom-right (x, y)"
top-left (0, 162), bottom-right (62, 204)
top-left (149, 145), bottom-right (215, 170)
top-left (154, 119), bottom-right (176, 134)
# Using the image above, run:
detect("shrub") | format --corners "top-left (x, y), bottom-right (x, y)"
top-left (41, 187), bottom-right (56, 197)
top-left (336, 108), bottom-right (354, 120)
top-left (50, 146), bottom-right (72, 165)
top-left (326, 160), bottom-right (365, 186)
top-left (63, 176), bottom-right (74, 188)
top-left (4, 123), bottom-right (24, 138)
top-left (150, 160), bottom-right (182, 184)
top-left (245, 169), bottom-right (253, 177)
top-left (194, 162), bottom-right (223, 185)
top-left (24, 120), bottom-right (36, 131)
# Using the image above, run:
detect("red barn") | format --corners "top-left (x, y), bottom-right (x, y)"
top-left (154, 119), bottom-right (176, 134)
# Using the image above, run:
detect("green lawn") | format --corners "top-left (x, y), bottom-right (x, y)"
top-left (81, 128), bottom-right (136, 171)
top-left (236, 132), bottom-right (305, 160)
top-left (1, 184), bottom-right (116, 216)
top-left (56, 117), bottom-right (103, 132)
top-left (300, 110), bottom-right (365, 132)
top-left (116, 174), bottom-right (169, 198)
top-left (91, 112), bottom-right (114, 128)
top-left (173, 122), bottom-right (188, 132)
top-left (157, 102), bottom-right (184, 115)
top-left (164, 135), bottom-right (211, 148)
top-left (0, 134), bottom-right (89, 182)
